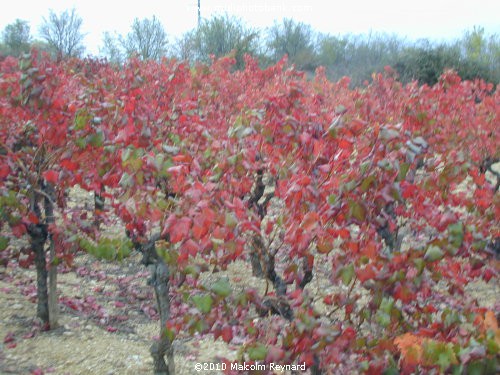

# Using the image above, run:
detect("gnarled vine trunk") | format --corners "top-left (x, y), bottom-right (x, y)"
top-left (44, 182), bottom-right (58, 329)
top-left (137, 235), bottom-right (175, 375)
top-left (28, 221), bottom-right (49, 325)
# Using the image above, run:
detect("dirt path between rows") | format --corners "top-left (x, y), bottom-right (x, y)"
top-left (1, 248), bottom-right (498, 375)
top-left (0, 252), bottom-right (244, 375)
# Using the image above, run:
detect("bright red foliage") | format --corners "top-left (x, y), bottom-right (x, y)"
top-left (0, 52), bottom-right (498, 373)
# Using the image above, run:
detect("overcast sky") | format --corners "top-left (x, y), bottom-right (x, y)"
top-left (1, 0), bottom-right (499, 55)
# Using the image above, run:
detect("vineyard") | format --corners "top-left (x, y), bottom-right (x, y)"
top-left (0, 51), bottom-right (499, 374)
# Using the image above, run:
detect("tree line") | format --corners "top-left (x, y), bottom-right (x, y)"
top-left (1, 9), bottom-right (499, 86)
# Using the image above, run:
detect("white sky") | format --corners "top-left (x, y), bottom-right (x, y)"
top-left (1, 0), bottom-right (499, 55)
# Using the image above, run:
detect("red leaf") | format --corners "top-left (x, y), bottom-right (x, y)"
top-left (172, 154), bottom-right (191, 163)
top-left (150, 208), bottom-right (163, 221)
top-left (3, 332), bottom-right (15, 344)
top-left (25, 212), bottom-right (39, 225)
top-left (181, 239), bottom-right (200, 257)
top-left (356, 265), bottom-right (377, 282)
top-left (401, 181), bottom-right (418, 199)
top-left (341, 326), bottom-right (356, 341)
top-left (338, 138), bottom-right (352, 150)
top-left (0, 163), bottom-right (11, 179)
top-left (299, 132), bottom-right (311, 145)
top-left (483, 268), bottom-right (495, 282)
top-left (301, 212), bottom-right (319, 231)
top-left (192, 222), bottom-right (208, 240)
top-left (266, 346), bottom-right (285, 362)
top-left (265, 221), bottom-right (274, 235)
top-left (317, 239), bottom-right (333, 254)
top-left (43, 170), bottom-right (59, 183)
top-left (297, 175), bottom-right (311, 186)
top-left (170, 217), bottom-right (191, 243)
top-left (221, 325), bottom-right (233, 343)
top-left (161, 214), bottom-right (177, 238)
top-left (423, 305), bottom-right (437, 314)
top-left (11, 223), bottom-right (26, 238)
top-left (394, 283), bottom-right (415, 303)
top-left (178, 114), bottom-right (188, 124)
top-left (474, 188), bottom-right (493, 209)
top-left (337, 228), bottom-right (350, 239)
top-left (323, 295), bottom-right (334, 305)
top-left (312, 140), bottom-right (324, 157)
top-left (361, 241), bottom-right (378, 259)
top-left (60, 159), bottom-right (78, 171)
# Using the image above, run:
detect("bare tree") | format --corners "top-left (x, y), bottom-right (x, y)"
top-left (39, 8), bottom-right (85, 58)
top-left (120, 16), bottom-right (168, 61)
top-left (171, 30), bottom-right (197, 61)
top-left (100, 31), bottom-right (123, 64)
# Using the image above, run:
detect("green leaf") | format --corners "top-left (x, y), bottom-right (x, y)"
top-left (398, 162), bottom-right (410, 181)
top-left (382, 367), bottom-right (399, 375)
top-left (74, 111), bottom-right (90, 130)
top-left (380, 296), bottom-right (394, 314)
top-left (247, 343), bottom-right (267, 361)
top-left (360, 175), bottom-right (376, 192)
top-left (465, 362), bottom-right (483, 375)
top-left (424, 245), bottom-right (444, 262)
top-left (349, 200), bottom-right (367, 221)
top-left (163, 326), bottom-right (176, 342)
top-left (414, 258), bottom-right (425, 275)
top-left (210, 278), bottom-right (232, 298)
top-left (486, 331), bottom-right (499, 354)
top-left (335, 104), bottom-right (346, 114)
top-left (327, 194), bottom-right (337, 205)
top-left (227, 153), bottom-right (240, 165)
top-left (96, 242), bottom-right (114, 260)
top-left (169, 133), bottom-right (181, 145)
top-left (448, 222), bottom-right (464, 248)
top-left (343, 180), bottom-right (357, 192)
top-left (423, 341), bottom-right (457, 371)
top-left (192, 294), bottom-right (213, 314)
top-left (75, 137), bottom-right (87, 149)
top-left (376, 311), bottom-right (391, 327)
top-left (119, 172), bottom-right (133, 188)
top-left (360, 161), bottom-right (370, 175)
top-left (339, 263), bottom-right (355, 286)
top-left (121, 148), bottom-right (132, 162)
top-left (225, 212), bottom-right (238, 229)
top-left (89, 130), bottom-right (104, 147)
top-left (0, 236), bottom-right (9, 251)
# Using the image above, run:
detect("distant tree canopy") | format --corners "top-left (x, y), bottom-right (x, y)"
top-left (1, 8), bottom-right (498, 87)
top-left (121, 16), bottom-right (168, 61)
top-left (394, 29), bottom-right (500, 86)
top-left (1, 19), bottom-right (32, 56)
top-left (175, 15), bottom-right (259, 69)
top-left (266, 18), bottom-right (317, 71)
top-left (39, 8), bottom-right (86, 58)
top-left (317, 33), bottom-right (404, 85)
top-left (100, 16), bottom-right (168, 63)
